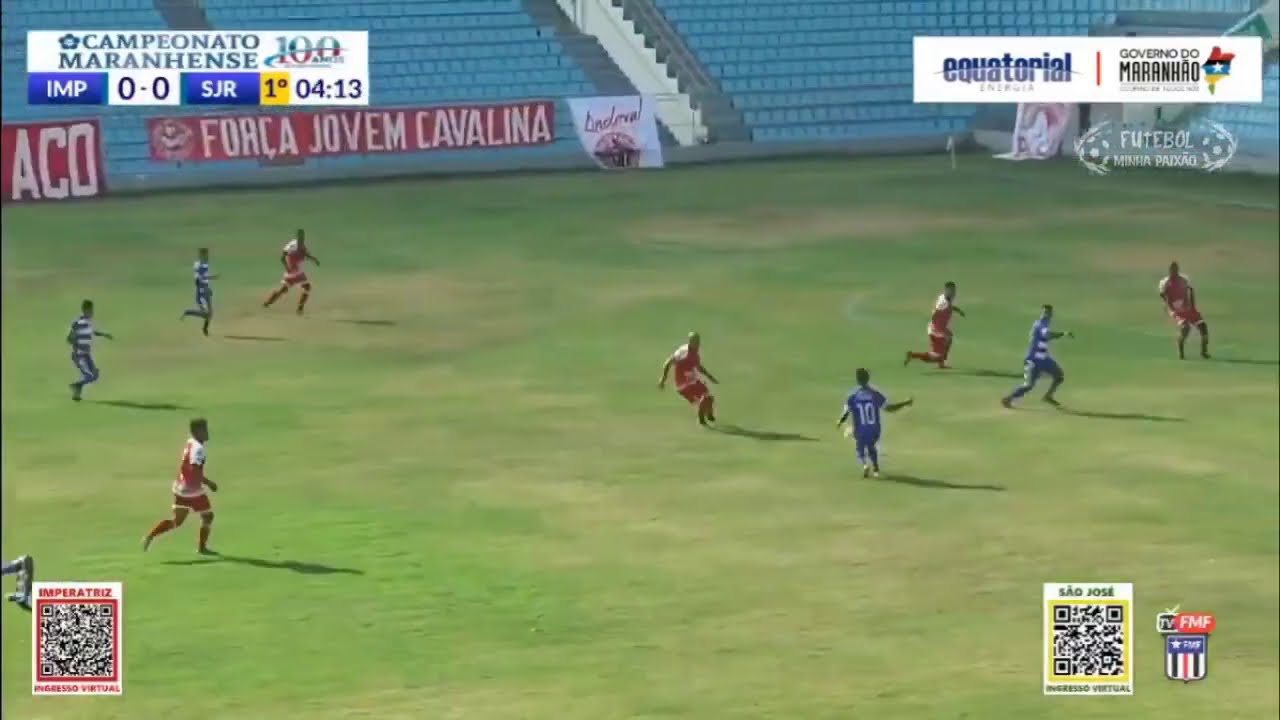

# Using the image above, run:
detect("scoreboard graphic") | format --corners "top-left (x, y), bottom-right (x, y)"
top-left (26, 30), bottom-right (369, 107)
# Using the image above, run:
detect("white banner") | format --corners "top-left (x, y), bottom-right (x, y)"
top-left (567, 95), bottom-right (664, 169)
top-left (996, 103), bottom-right (1076, 161)
top-left (914, 36), bottom-right (1264, 104)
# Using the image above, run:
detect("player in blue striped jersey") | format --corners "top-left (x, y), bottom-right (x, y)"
top-left (837, 368), bottom-right (913, 478)
top-left (1002, 304), bottom-right (1074, 409)
top-left (2, 555), bottom-right (34, 610)
top-left (68, 299), bottom-right (112, 402)
top-left (181, 247), bottom-right (217, 336)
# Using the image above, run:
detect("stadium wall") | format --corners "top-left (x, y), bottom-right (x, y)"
top-left (107, 134), bottom-right (966, 194)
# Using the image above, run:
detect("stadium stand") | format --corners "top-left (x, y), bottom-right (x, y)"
top-left (649, 0), bottom-right (1264, 142)
top-left (1, 0), bottom-right (592, 176)
top-left (1208, 61), bottom-right (1280, 157)
top-left (1, 0), bottom-right (1275, 173)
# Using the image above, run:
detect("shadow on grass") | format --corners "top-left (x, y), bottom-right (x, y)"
top-left (333, 319), bottom-right (397, 327)
top-left (91, 400), bottom-right (191, 412)
top-left (944, 368), bottom-right (1024, 380)
top-left (879, 474), bottom-right (1006, 492)
top-left (1056, 407), bottom-right (1185, 423)
top-left (709, 424), bottom-right (818, 442)
top-left (162, 552), bottom-right (364, 576)
top-left (224, 334), bottom-right (287, 343)
top-left (1211, 357), bottom-right (1279, 366)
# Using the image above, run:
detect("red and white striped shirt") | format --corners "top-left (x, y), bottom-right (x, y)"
top-left (174, 438), bottom-right (207, 497)
top-left (928, 294), bottom-right (954, 337)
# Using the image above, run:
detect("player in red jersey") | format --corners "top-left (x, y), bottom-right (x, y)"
top-left (904, 281), bottom-right (965, 369)
top-left (658, 332), bottom-right (720, 426)
top-left (1159, 261), bottom-right (1210, 359)
top-left (143, 418), bottom-right (219, 555)
top-left (263, 229), bottom-right (320, 315)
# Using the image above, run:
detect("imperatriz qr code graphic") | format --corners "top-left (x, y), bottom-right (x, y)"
top-left (1043, 582), bottom-right (1133, 696)
top-left (31, 581), bottom-right (124, 696)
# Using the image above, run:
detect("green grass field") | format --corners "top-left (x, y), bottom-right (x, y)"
top-left (3, 156), bottom-right (1277, 719)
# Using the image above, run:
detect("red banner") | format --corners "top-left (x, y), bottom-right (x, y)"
top-left (2, 119), bottom-right (106, 202)
top-left (147, 101), bottom-right (556, 163)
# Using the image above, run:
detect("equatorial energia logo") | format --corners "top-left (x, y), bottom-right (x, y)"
top-left (1074, 120), bottom-right (1237, 175)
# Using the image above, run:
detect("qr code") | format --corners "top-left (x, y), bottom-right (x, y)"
top-left (1051, 603), bottom-right (1126, 677)
top-left (38, 602), bottom-right (117, 679)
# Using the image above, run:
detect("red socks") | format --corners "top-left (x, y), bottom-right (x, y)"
top-left (146, 518), bottom-right (208, 551)
top-left (146, 519), bottom-right (175, 540)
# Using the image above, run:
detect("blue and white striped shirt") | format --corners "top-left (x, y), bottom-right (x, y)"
top-left (194, 260), bottom-right (211, 291)
top-left (1025, 317), bottom-right (1053, 362)
top-left (69, 315), bottom-right (94, 355)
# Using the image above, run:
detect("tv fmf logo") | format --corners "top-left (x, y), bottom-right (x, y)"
top-left (940, 51), bottom-right (1075, 85)
top-left (263, 35), bottom-right (346, 68)
top-left (1156, 606), bottom-right (1214, 683)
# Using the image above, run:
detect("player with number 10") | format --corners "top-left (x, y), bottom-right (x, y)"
top-left (837, 368), bottom-right (913, 478)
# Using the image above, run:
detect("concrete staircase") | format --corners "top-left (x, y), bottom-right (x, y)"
top-left (611, 0), bottom-right (749, 142)
top-left (155, 0), bottom-right (213, 30)
top-left (523, 0), bottom-right (680, 146)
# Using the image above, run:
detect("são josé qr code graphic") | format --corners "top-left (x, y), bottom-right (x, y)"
top-left (31, 581), bottom-right (124, 695)
top-left (1043, 582), bottom-right (1133, 696)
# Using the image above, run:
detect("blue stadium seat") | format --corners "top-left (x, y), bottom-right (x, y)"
top-left (652, 0), bottom-right (1271, 143)
top-left (1207, 62), bottom-right (1280, 152)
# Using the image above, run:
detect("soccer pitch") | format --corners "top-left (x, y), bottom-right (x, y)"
top-left (3, 156), bottom-right (1277, 719)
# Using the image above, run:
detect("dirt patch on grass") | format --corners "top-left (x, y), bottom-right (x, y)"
top-left (628, 205), bottom-right (1197, 251)
top-left (301, 266), bottom-right (539, 355)
top-left (628, 208), bottom-right (1022, 250)
top-left (1087, 240), bottom-right (1280, 278)
top-left (580, 276), bottom-right (695, 310)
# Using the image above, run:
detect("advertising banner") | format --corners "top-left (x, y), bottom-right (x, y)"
top-left (996, 103), bottom-right (1075, 161)
top-left (146, 100), bottom-right (555, 162)
top-left (567, 95), bottom-right (664, 169)
top-left (914, 36), bottom-right (1264, 104)
top-left (2, 119), bottom-right (105, 202)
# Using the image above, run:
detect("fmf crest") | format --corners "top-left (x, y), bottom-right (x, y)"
top-left (1164, 634), bottom-right (1209, 682)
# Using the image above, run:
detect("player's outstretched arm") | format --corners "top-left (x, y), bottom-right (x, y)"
top-left (836, 409), bottom-right (850, 427)
top-left (1048, 331), bottom-right (1073, 340)
top-left (306, 252), bottom-right (320, 265)
top-left (953, 305), bottom-right (966, 317)
top-left (202, 477), bottom-right (218, 493)
top-left (279, 252), bottom-right (289, 269)
top-left (698, 364), bottom-right (719, 384)
top-left (94, 330), bottom-right (113, 340)
top-left (885, 398), bottom-right (914, 413)
top-left (657, 358), bottom-right (673, 389)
